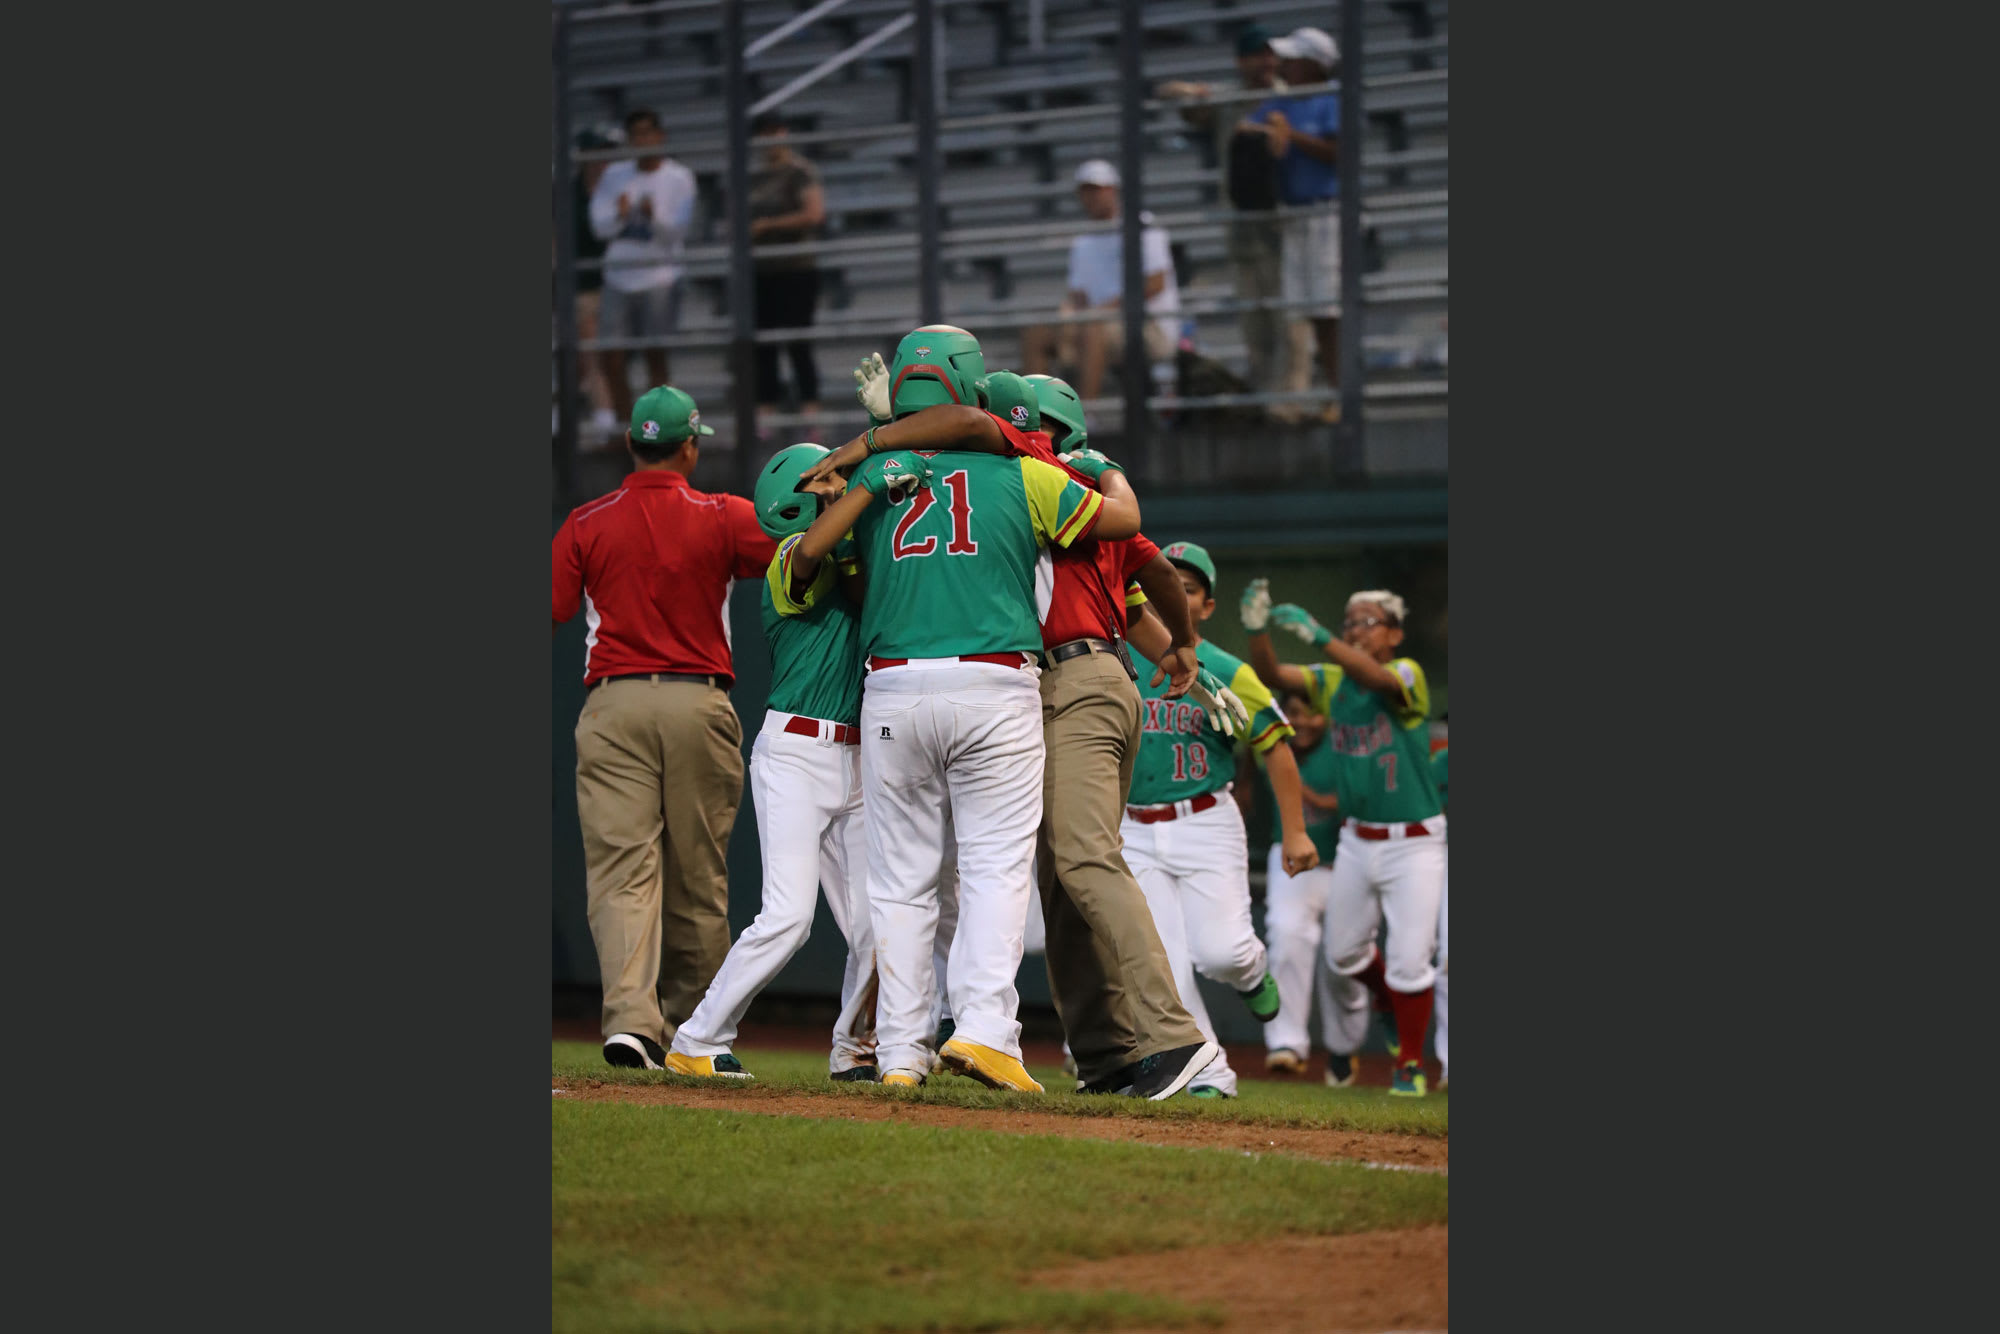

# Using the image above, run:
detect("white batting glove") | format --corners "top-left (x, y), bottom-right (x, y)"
top-left (1187, 670), bottom-right (1250, 738)
top-left (1240, 577), bottom-right (1271, 633)
top-left (853, 352), bottom-right (892, 424)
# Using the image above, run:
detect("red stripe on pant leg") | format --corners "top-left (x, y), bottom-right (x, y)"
top-left (1389, 985), bottom-right (1435, 1068)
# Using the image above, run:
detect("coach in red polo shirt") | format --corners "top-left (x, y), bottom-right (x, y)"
top-left (552, 385), bottom-right (779, 1070)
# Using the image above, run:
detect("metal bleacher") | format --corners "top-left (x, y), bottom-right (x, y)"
top-left (555, 0), bottom-right (1448, 483)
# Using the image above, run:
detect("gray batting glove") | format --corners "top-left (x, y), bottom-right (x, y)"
top-left (1240, 577), bottom-right (1272, 633)
top-left (1187, 670), bottom-right (1250, 738)
top-left (854, 352), bottom-right (892, 425)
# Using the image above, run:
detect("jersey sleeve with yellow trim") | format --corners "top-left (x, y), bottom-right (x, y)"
top-left (766, 533), bottom-right (838, 617)
top-left (1020, 456), bottom-right (1103, 549)
top-left (1301, 662), bottom-right (1345, 716)
top-left (1387, 657), bottom-right (1430, 727)
top-left (1124, 581), bottom-right (1146, 609)
top-left (1228, 660), bottom-right (1296, 756)
top-left (833, 531), bottom-right (860, 577)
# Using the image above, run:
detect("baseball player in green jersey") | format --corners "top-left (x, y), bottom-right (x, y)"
top-left (816, 364), bottom-right (1245, 1099)
top-left (789, 325), bottom-right (1142, 1092)
top-left (1250, 685), bottom-right (1373, 1084)
top-left (1430, 726), bottom-right (1448, 1091)
top-left (1242, 582), bottom-right (1445, 1097)
top-left (1122, 541), bottom-right (1320, 1098)
top-left (662, 444), bottom-right (881, 1081)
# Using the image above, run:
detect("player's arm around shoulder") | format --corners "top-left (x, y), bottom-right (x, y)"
top-left (767, 534), bottom-right (838, 616)
top-left (794, 468), bottom-right (882, 576)
top-left (1020, 454), bottom-right (1117, 548)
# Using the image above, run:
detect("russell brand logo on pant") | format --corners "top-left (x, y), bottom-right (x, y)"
top-left (880, 726), bottom-right (893, 739)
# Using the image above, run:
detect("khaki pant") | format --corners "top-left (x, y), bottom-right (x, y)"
top-left (575, 678), bottom-right (746, 1046)
top-left (1036, 651), bottom-right (1207, 1084)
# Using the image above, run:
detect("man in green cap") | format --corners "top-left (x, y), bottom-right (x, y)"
top-left (552, 386), bottom-right (778, 1070)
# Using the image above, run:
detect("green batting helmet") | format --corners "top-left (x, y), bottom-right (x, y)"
top-left (975, 370), bottom-right (1040, 433)
top-left (888, 325), bottom-right (986, 416)
top-left (753, 442), bottom-right (832, 539)
top-left (1023, 374), bottom-right (1087, 450)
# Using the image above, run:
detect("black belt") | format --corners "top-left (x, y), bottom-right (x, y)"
top-left (589, 672), bottom-right (724, 691)
top-left (1040, 637), bottom-right (1138, 681)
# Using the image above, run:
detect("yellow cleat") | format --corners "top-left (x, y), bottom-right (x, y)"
top-left (1265, 1048), bottom-right (1308, 1076)
top-left (661, 1052), bottom-right (753, 1080)
top-left (939, 1038), bottom-right (1045, 1093)
top-left (880, 1069), bottom-right (925, 1088)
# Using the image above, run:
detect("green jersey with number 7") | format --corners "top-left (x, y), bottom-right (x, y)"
top-left (1299, 660), bottom-right (1441, 824)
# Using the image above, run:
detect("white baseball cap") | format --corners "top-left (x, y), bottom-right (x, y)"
top-left (1074, 159), bottom-right (1121, 188)
top-left (1271, 27), bottom-right (1339, 71)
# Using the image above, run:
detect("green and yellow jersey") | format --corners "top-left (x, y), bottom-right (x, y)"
top-left (850, 451), bottom-right (1100, 660)
top-left (764, 533), bottom-right (865, 727)
top-left (1268, 733), bottom-right (1342, 863)
top-left (1299, 658), bottom-right (1441, 824)
top-left (1128, 641), bottom-right (1293, 806)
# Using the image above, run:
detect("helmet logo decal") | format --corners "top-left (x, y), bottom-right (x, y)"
top-left (914, 346), bottom-right (932, 356)
top-left (1009, 406), bottom-right (1029, 427)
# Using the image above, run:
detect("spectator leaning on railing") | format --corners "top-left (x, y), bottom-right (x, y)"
top-left (1242, 27), bottom-right (1344, 425)
top-left (589, 108), bottom-right (698, 425)
top-left (1156, 24), bottom-right (1296, 404)
top-left (1019, 160), bottom-right (1182, 404)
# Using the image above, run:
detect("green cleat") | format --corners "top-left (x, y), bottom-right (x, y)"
top-left (1389, 1060), bottom-right (1428, 1097)
top-left (1237, 972), bottom-right (1281, 1022)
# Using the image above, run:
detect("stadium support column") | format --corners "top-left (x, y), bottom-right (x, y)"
top-left (724, 0), bottom-right (759, 495)
top-left (1117, 0), bottom-right (1149, 468)
top-left (551, 7), bottom-right (579, 506)
top-left (914, 0), bottom-right (942, 324)
top-left (1337, 1), bottom-right (1365, 471)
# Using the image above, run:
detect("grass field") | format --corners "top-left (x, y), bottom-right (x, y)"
top-left (552, 1041), bottom-right (1449, 1332)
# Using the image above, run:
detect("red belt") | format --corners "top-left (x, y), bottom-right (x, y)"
top-left (866, 652), bottom-right (1033, 672)
top-left (1126, 792), bottom-right (1222, 824)
top-left (1348, 819), bottom-right (1432, 841)
top-left (782, 715), bottom-right (860, 745)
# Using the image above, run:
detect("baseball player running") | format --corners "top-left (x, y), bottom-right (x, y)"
top-left (1250, 684), bottom-right (1368, 1083)
top-left (1242, 583), bottom-right (1445, 1096)
top-left (1122, 541), bottom-right (1320, 1098)
top-left (662, 444), bottom-right (879, 1081)
top-left (790, 325), bottom-right (1140, 1091)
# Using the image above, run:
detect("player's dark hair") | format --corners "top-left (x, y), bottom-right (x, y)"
top-left (627, 432), bottom-right (683, 464)
top-left (625, 108), bottom-right (663, 135)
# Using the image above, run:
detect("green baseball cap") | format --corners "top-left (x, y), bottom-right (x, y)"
top-left (629, 385), bottom-right (715, 446)
top-left (1160, 540), bottom-right (1216, 595)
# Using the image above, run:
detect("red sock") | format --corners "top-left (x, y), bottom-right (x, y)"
top-left (1356, 949), bottom-right (1393, 1012)
top-left (1389, 986), bottom-right (1434, 1067)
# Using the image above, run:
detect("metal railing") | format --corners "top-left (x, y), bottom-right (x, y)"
top-left (554, 1), bottom-right (1444, 498)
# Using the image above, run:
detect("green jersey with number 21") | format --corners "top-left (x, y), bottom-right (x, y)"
top-left (849, 451), bottom-right (1101, 660)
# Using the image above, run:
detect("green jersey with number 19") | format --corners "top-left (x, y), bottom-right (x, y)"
top-left (1300, 659), bottom-right (1441, 824)
top-left (1128, 640), bottom-right (1293, 806)
top-left (850, 451), bottom-right (1101, 659)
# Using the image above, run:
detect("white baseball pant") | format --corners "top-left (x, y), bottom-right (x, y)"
top-left (671, 711), bottom-right (876, 1072)
top-left (1433, 848), bottom-right (1448, 1080)
top-left (1261, 844), bottom-right (1367, 1057)
top-left (931, 839), bottom-right (1043, 1039)
top-left (1321, 818), bottom-right (1447, 996)
top-left (862, 663), bottom-right (1046, 1077)
top-left (1122, 794), bottom-right (1267, 1097)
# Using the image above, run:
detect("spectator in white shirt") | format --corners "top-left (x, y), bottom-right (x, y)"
top-left (589, 108), bottom-right (698, 422)
top-left (1020, 159), bottom-right (1181, 402)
